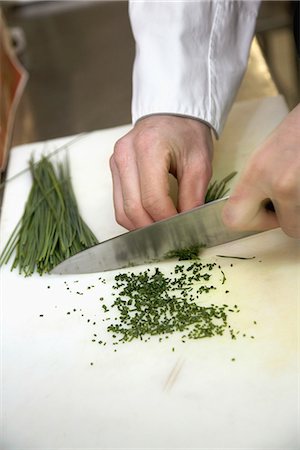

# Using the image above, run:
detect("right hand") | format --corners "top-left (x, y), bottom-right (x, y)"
top-left (223, 103), bottom-right (300, 238)
top-left (110, 115), bottom-right (213, 230)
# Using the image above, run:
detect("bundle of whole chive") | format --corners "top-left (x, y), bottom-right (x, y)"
top-left (0, 154), bottom-right (98, 276)
top-left (205, 171), bottom-right (237, 203)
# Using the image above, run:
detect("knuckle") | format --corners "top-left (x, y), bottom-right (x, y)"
top-left (281, 224), bottom-right (300, 238)
top-left (134, 128), bottom-right (161, 154)
top-left (113, 138), bottom-right (131, 167)
top-left (141, 192), bottom-right (163, 217)
top-left (222, 198), bottom-right (246, 230)
top-left (113, 137), bottom-right (125, 154)
top-left (181, 148), bottom-right (212, 178)
top-left (113, 204), bottom-right (129, 228)
top-left (279, 205), bottom-right (300, 238)
top-left (123, 198), bottom-right (142, 220)
top-left (273, 173), bottom-right (297, 199)
top-left (222, 210), bottom-right (242, 230)
top-left (109, 153), bottom-right (115, 171)
top-left (115, 204), bottom-right (137, 230)
top-left (115, 210), bottom-right (126, 226)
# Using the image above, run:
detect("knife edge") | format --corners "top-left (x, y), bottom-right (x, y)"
top-left (51, 197), bottom-right (256, 274)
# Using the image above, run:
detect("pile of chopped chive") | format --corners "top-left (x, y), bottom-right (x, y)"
top-left (0, 155), bottom-right (98, 276)
top-left (107, 261), bottom-right (239, 344)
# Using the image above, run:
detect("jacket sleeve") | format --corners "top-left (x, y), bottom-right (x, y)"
top-left (129, 0), bottom-right (260, 137)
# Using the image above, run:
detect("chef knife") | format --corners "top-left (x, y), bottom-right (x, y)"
top-left (51, 196), bottom-right (259, 275)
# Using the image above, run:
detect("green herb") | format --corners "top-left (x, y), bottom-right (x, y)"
top-left (0, 154), bottom-right (98, 276)
top-left (221, 270), bottom-right (226, 284)
top-left (107, 263), bottom-right (240, 344)
top-left (164, 244), bottom-right (204, 261)
top-left (205, 171), bottom-right (237, 203)
top-left (217, 255), bottom-right (256, 260)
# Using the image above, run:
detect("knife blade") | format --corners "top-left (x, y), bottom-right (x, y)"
top-left (51, 196), bottom-right (257, 275)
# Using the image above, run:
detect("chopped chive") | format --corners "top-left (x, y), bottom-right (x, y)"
top-left (217, 255), bottom-right (256, 260)
top-left (106, 263), bottom-right (242, 344)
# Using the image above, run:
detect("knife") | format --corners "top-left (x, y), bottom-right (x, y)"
top-left (51, 196), bottom-right (259, 275)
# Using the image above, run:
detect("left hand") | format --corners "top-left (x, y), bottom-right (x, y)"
top-left (110, 115), bottom-right (213, 230)
top-left (223, 104), bottom-right (300, 238)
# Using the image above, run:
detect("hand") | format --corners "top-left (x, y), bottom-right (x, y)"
top-left (223, 104), bottom-right (300, 238)
top-left (110, 115), bottom-right (213, 230)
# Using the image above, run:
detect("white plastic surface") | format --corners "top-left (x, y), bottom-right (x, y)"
top-left (1, 96), bottom-right (299, 449)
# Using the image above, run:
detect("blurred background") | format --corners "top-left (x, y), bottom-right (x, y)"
top-left (0, 0), bottom-right (299, 146)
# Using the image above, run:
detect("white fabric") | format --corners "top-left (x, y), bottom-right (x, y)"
top-left (129, 0), bottom-right (261, 137)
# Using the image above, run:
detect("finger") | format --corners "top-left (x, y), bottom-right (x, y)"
top-left (269, 168), bottom-right (300, 237)
top-left (177, 157), bottom-right (212, 212)
top-left (137, 145), bottom-right (178, 221)
top-left (222, 189), bottom-right (279, 232)
top-left (109, 156), bottom-right (135, 230)
top-left (112, 142), bottom-right (153, 229)
top-left (273, 198), bottom-right (300, 238)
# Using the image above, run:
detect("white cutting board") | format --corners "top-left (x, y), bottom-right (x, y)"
top-left (1, 96), bottom-right (299, 449)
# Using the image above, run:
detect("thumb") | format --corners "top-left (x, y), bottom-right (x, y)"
top-left (222, 190), bottom-right (279, 232)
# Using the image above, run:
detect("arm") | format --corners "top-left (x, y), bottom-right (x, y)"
top-left (130, 0), bottom-right (260, 135)
top-left (110, 1), bottom-right (260, 229)
top-left (223, 104), bottom-right (300, 238)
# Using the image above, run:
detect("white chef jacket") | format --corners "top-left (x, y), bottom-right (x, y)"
top-left (129, 1), bottom-right (261, 137)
